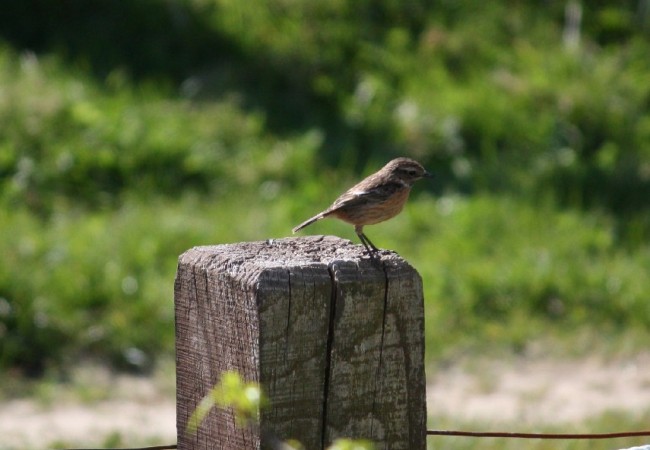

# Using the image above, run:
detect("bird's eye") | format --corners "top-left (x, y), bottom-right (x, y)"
top-left (407, 169), bottom-right (417, 176)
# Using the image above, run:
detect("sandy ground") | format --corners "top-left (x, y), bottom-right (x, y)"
top-left (2, 354), bottom-right (650, 449)
top-left (0, 367), bottom-right (177, 449)
top-left (427, 353), bottom-right (650, 426)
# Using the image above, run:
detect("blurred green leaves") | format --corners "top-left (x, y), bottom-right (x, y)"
top-left (0, 1), bottom-right (649, 375)
top-left (186, 371), bottom-right (265, 433)
top-left (328, 439), bottom-right (375, 450)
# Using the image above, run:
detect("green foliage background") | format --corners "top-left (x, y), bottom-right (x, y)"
top-left (1, 0), bottom-right (649, 375)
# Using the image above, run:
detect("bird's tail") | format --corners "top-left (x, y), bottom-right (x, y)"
top-left (292, 212), bottom-right (327, 233)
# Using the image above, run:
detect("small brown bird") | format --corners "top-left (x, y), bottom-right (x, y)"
top-left (292, 157), bottom-right (432, 253)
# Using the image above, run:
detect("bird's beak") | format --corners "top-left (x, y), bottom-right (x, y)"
top-left (424, 170), bottom-right (433, 179)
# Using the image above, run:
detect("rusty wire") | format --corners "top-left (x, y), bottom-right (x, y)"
top-left (427, 429), bottom-right (650, 439)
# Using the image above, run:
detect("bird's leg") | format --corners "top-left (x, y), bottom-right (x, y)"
top-left (355, 226), bottom-right (379, 254)
top-left (360, 232), bottom-right (379, 252)
top-left (358, 234), bottom-right (374, 254)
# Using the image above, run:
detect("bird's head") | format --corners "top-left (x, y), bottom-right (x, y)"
top-left (384, 157), bottom-right (432, 186)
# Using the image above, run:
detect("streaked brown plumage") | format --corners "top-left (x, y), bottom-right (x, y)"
top-left (292, 157), bottom-right (432, 253)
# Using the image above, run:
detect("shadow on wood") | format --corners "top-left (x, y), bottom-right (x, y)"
top-left (174, 235), bottom-right (426, 450)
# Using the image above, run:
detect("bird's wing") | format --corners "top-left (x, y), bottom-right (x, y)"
top-left (327, 180), bottom-right (406, 212)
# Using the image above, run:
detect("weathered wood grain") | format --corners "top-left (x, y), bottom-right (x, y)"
top-left (324, 257), bottom-right (426, 449)
top-left (174, 235), bottom-right (425, 450)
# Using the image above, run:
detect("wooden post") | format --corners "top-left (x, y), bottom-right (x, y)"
top-left (174, 235), bottom-right (426, 450)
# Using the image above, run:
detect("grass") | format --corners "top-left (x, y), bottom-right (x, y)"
top-left (2, 187), bottom-right (649, 373)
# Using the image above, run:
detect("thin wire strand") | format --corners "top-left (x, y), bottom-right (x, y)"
top-left (64, 445), bottom-right (177, 450)
top-left (427, 429), bottom-right (650, 439)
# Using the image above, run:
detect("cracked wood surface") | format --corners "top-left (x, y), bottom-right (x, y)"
top-left (174, 235), bottom-right (425, 450)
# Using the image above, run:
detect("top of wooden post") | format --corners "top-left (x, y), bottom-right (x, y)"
top-left (179, 235), bottom-right (412, 269)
